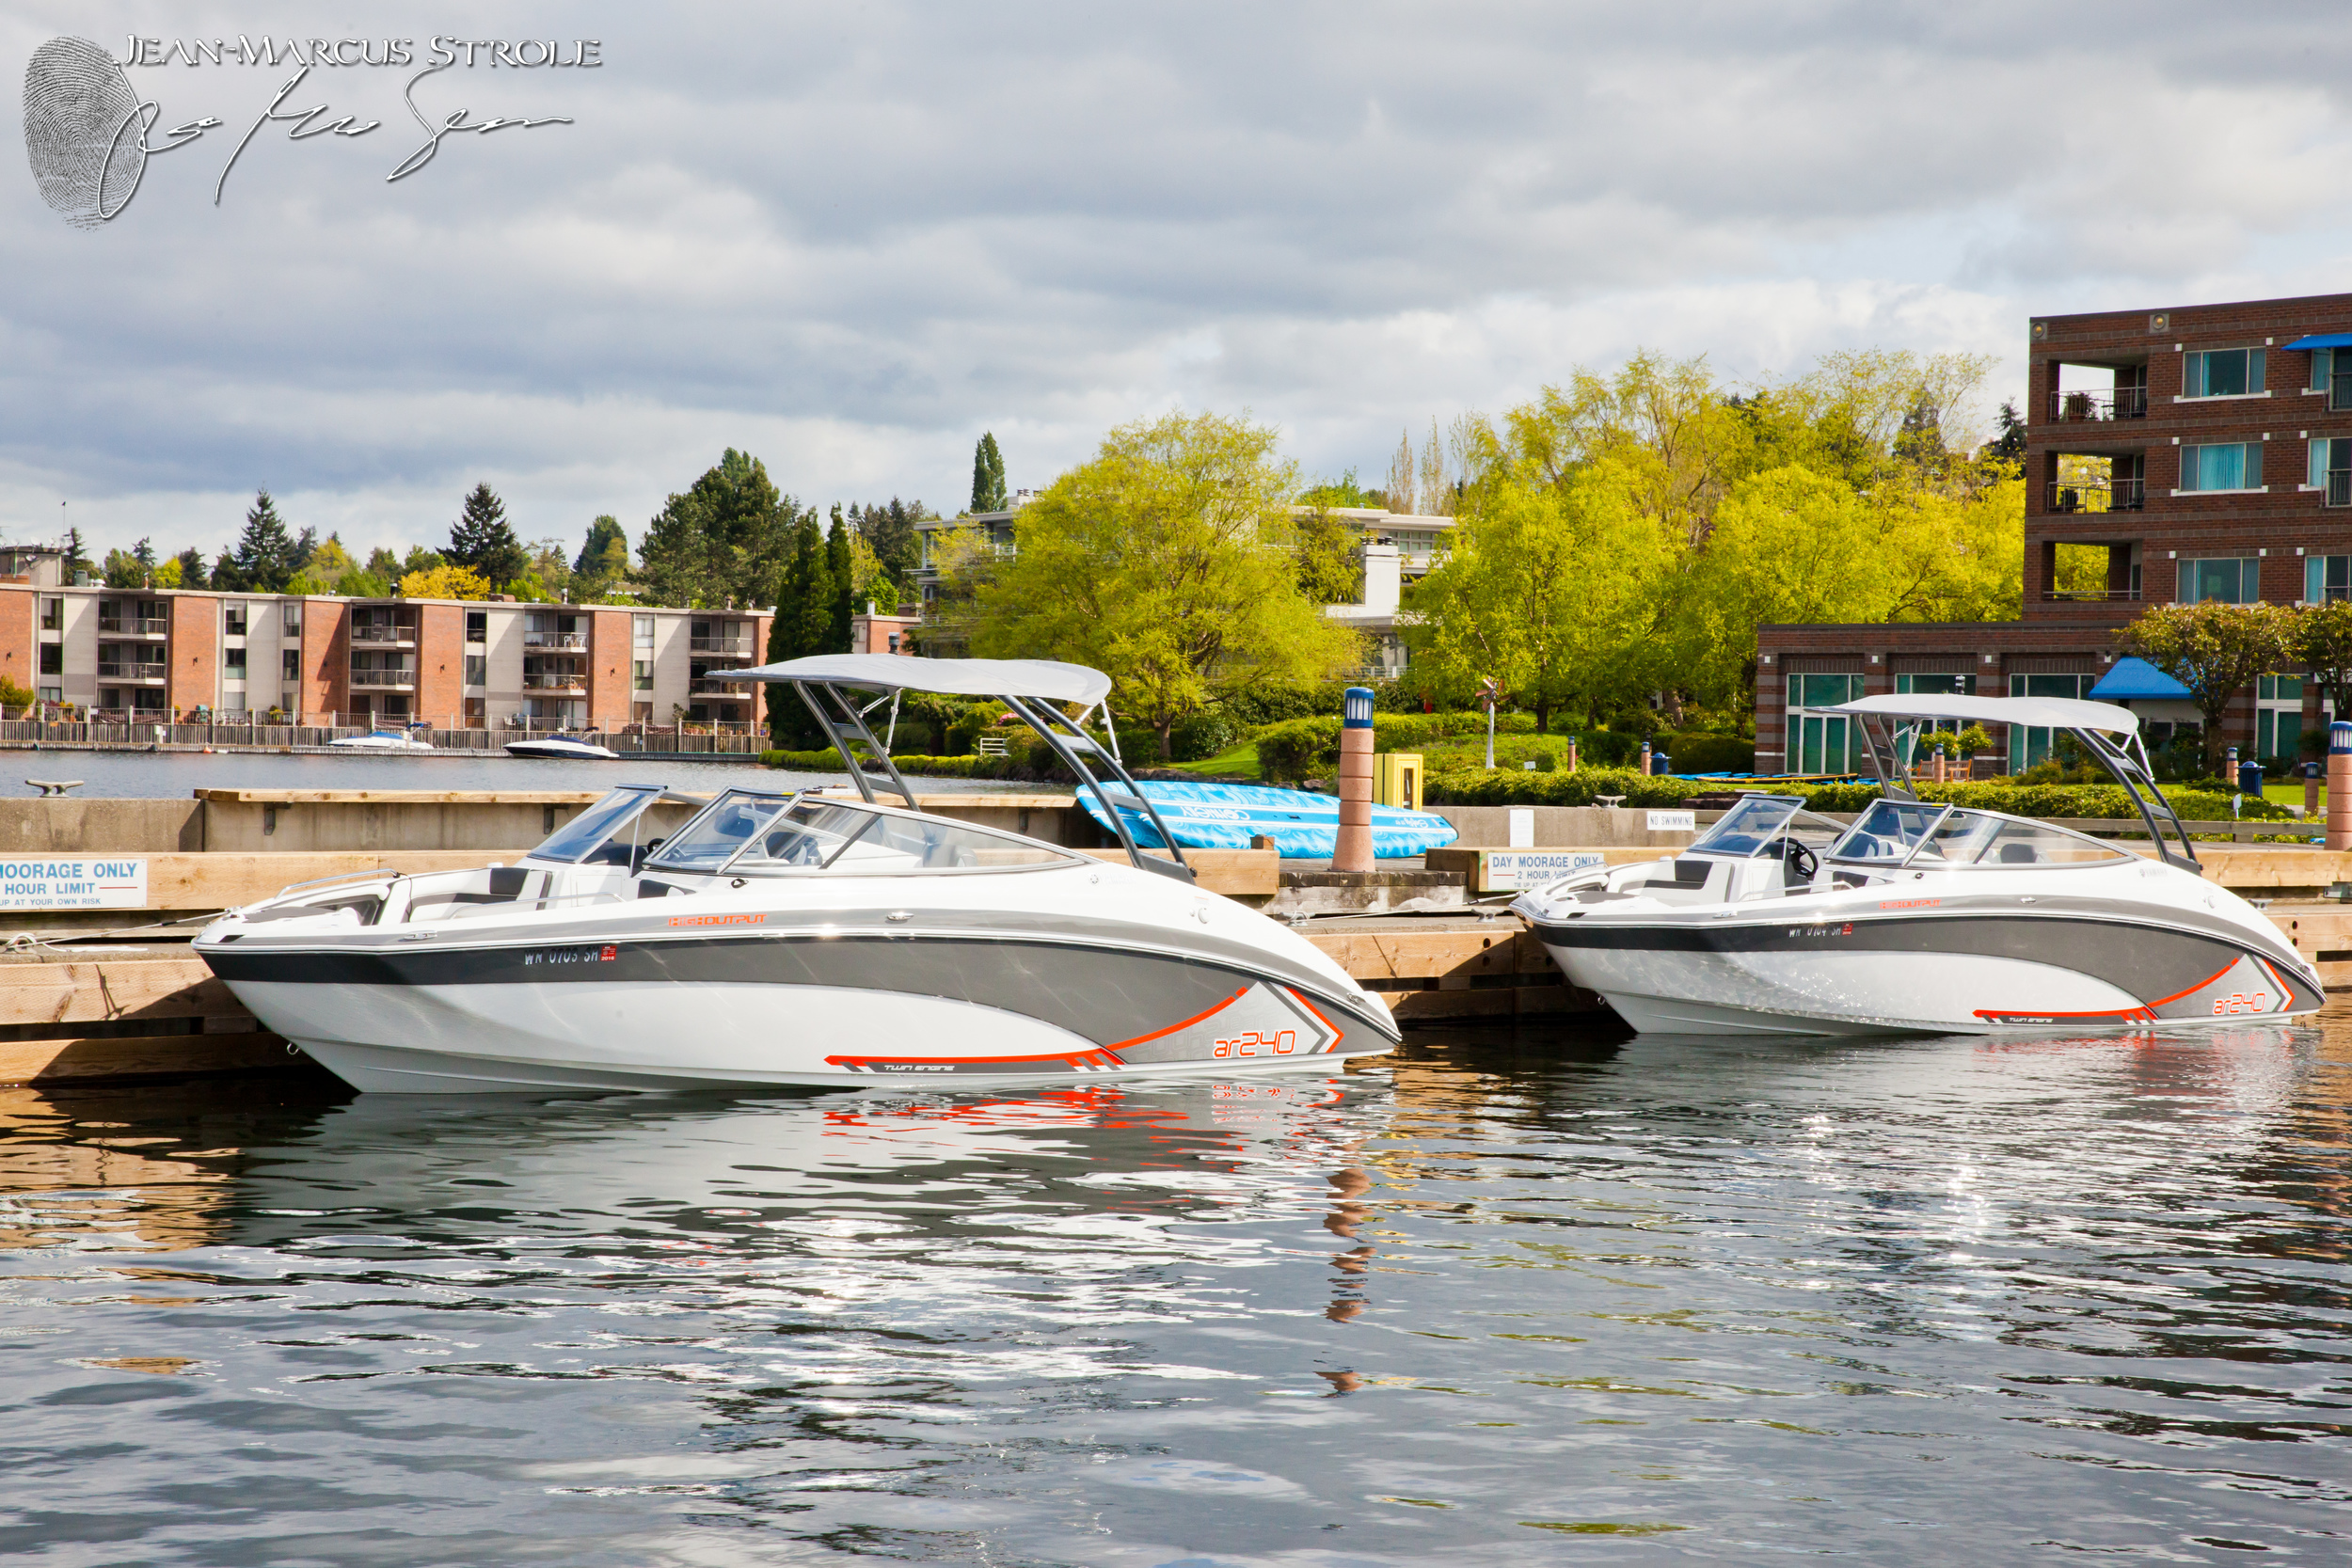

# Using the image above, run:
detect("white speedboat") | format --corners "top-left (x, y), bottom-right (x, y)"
top-left (505, 735), bottom-right (619, 760)
top-left (194, 656), bottom-right (1401, 1092)
top-left (1514, 694), bottom-right (2321, 1035)
top-left (329, 727), bottom-right (437, 753)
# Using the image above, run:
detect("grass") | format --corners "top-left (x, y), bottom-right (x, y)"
top-left (1169, 741), bottom-right (1263, 780)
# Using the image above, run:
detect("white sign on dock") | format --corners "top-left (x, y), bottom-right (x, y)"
top-left (1646, 810), bottom-right (1696, 832)
top-left (1477, 849), bottom-right (1608, 892)
top-left (0, 858), bottom-right (148, 910)
top-left (1507, 808), bottom-right (1534, 848)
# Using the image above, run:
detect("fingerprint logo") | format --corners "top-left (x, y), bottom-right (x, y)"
top-left (23, 37), bottom-right (145, 229)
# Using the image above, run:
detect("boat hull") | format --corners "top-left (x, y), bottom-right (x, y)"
top-left (206, 927), bottom-right (1397, 1092)
top-left (1529, 906), bottom-right (2322, 1036)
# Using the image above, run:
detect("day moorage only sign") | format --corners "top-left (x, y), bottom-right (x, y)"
top-left (0, 858), bottom-right (148, 909)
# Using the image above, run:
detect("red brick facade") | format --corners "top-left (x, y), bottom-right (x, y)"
top-left (167, 595), bottom-right (217, 717)
top-left (414, 602), bottom-right (465, 721)
top-left (298, 597), bottom-right (350, 721)
top-left (588, 609), bottom-right (633, 730)
top-left (0, 583), bottom-right (32, 698)
top-left (1756, 290), bottom-right (2352, 770)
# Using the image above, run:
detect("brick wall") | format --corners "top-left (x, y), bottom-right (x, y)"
top-left (167, 595), bottom-right (216, 717)
top-left (0, 584), bottom-right (34, 701)
top-left (414, 602), bottom-right (465, 724)
top-left (588, 609), bottom-right (633, 729)
top-left (299, 598), bottom-right (349, 720)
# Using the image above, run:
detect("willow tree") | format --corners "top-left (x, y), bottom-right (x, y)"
top-left (961, 410), bottom-right (1356, 759)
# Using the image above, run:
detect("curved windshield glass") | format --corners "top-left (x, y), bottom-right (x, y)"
top-left (723, 800), bottom-right (1077, 876)
top-left (646, 789), bottom-right (795, 872)
top-left (1827, 800), bottom-right (1951, 865)
top-left (1943, 813), bottom-right (2131, 868)
top-left (526, 785), bottom-right (663, 864)
top-left (1685, 796), bottom-right (1803, 856)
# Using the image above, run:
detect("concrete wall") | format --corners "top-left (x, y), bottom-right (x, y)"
top-left (0, 798), bottom-right (204, 852)
top-left (1429, 805), bottom-right (1705, 849)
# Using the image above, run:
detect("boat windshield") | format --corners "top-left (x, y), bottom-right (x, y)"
top-left (526, 785), bottom-right (666, 864)
top-left (1826, 800), bottom-right (1952, 865)
top-left (644, 789), bottom-right (798, 872)
top-left (723, 800), bottom-right (1078, 876)
top-left (1901, 810), bottom-right (2132, 869)
top-left (1684, 795), bottom-right (1844, 858)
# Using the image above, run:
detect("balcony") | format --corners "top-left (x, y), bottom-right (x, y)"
top-left (2048, 388), bottom-right (2148, 423)
top-left (691, 673), bottom-right (755, 693)
top-left (97, 616), bottom-right (168, 637)
top-left (2042, 588), bottom-right (2142, 604)
top-left (2044, 478), bottom-right (2144, 515)
top-left (351, 624), bottom-right (417, 646)
top-left (350, 666), bottom-right (416, 690)
top-left (2327, 470), bottom-right (2352, 507)
top-left (690, 636), bottom-right (751, 656)
top-left (522, 673), bottom-right (586, 692)
top-left (96, 662), bottom-right (167, 683)
top-left (524, 631), bottom-right (588, 650)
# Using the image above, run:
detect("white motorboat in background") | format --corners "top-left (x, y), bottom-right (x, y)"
top-left (1515, 694), bottom-right (2321, 1035)
top-left (328, 726), bottom-right (437, 753)
top-left (196, 656), bottom-right (1402, 1092)
top-left (505, 735), bottom-right (620, 760)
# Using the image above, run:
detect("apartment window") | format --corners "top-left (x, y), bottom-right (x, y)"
top-left (1893, 673), bottom-right (1978, 696)
top-left (283, 603), bottom-right (301, 636)
top-left (222, 691), bottom-right (246, 714)
top-left (38, 644), bottom-right (60, 675)
top-left (632, 658), bottom-right (653, 690)
top-left (40, 597), bottom-right (60, 630)
top-left (281, 649), bottom-right (301, 680)
top-left (1785, 673), bottom-right (1864, 775)
top-left (464, 654), bottom-right (486, 687)
top-left (466, 610), bottom-right (486, 643)
top-left (2312, 436), bottom-right (2351, 505)
top-left (2312, 348), bottom-right (2334, 391)
top-left (223, 602), bottom-right (246, 636)
top-left (2183, 346), bottom-right (2265, 398)
top-left (633, 613), bottom-right (654, 647)
top-left (2007, 674), bottom-right (2098, 772)
top-left (225, 647), bottom-right (246, 676)
top-left (2179, 557), bottom-right (2261, 604)
top-left (38, 687), bottom-right (59, 705)
top-left (2257, 674), bottom-right (2305, 761)
top-left (2179, 442), bottom-right (2261, 492)
top-left (2307, 555), bottom-right (2351, 603)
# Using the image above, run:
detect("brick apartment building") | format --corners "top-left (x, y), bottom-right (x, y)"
top-left (1757, 289), bottom-right (2352, 776)
top-left (0, 551), bottom-right (771, 730)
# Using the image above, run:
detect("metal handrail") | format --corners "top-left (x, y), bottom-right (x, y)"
top-left (2044, 478), bottom-right (2144, 513)
top-left (2048, 388), bottom-right (2149, 421)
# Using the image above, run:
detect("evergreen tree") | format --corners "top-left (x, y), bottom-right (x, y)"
top-left (575, 515), bottom-right (628, 578)
top-left (133, 537), bottom-right (156, 572)
top-left (853, 498), bottom-right (927, 586)
top-left (58, 527), bottom-right (91, 580)
top-left (171, 546), bottom-right (208, 590)
top-left (1987, 399), bottom-right (2027, 466)
top-left (210, 550), bottom-right (240, 591)
top-left (446, 483), bottom-right (529, 591)
top-left (401, 545), bottom-right (445, 576)
top-left (363, 546), bottom-right (402, 578)
top-left (825, 505), bottom-right (856, 652)
top-left (764, 511), bottom-right (834, 741)
top-left (970, 432), bottom-right (1008, 514)
top-left (290, 526), bottom-right (319, 573)
top-left (230, 490), bottom-right (299, 592)
top-left (640, 450), bottom-right (799, 608)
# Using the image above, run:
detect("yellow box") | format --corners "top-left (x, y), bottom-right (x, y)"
top-left (1375, 752), bottom-right (1424, 810)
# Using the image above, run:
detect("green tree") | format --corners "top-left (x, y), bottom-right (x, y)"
top-left (230, 490), bottom-right (299, 593)
top-left (363, 546), bottom-right (401, 578)
top-left (399, 563), bottom-right (491, 600)
top-left (447, 483), bottom-right (528, 591)
top-left (574, 515), bottom-right (629, 594)
top-left (957, 410), bottom-right (1356, 759)
top-left (763, 511), bottom-right (835, 741)
top-left (1292, 505), bottom-right (1362, 605)
top-left (401, 545), bottom-right (445, 576)
top-left (640, 450), bottom-right (801, 608)
top-left (171, 546), bottom-right (209, 589)
top-left (970, 432), bottom-right (1008, 514)
top-left (209, 549), bottom-right (240, 591)
top-left (58, 527), bottom-right (92, 580)
top-left (1409, 458), bottom-right (1677, 736)
top-left (2291, 601), bottom-right (2352, 745)
top-left (1299, 469), bottom-right (1380, 509)
top-left (102, 546), bottom-right (149, 588)
top-left (825, 506), bottom-right (856, 651)
top-left (851, 498), bottom-right (927, 587)
top-left (2117, 601), bottom-right (2294, 774)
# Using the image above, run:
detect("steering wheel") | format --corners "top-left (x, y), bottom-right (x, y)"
top-left (1783, 838), bottom-right (1820, 881)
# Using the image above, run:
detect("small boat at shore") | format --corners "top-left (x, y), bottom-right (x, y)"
top-left (328, 728), bottom-right (437, 753)
top-left (505, 735), bottom-right (619, 760)
top-left (195, 655), bottom-right (1400, 1092)
top-left (1513, 693), bottom-right (2322, 1036)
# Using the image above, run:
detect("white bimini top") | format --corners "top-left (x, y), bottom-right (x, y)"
top-left (1831, 693), bottom-right (2139, 734)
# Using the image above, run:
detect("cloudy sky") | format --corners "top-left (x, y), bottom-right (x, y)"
top-left (9, 2), bottom-right (2352, 566)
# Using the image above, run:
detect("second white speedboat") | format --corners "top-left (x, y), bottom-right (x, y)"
top-left (195, 656), bottom-right (1403, 1092)
top-left (1514, 694), bottom-right (2321, 1036)
top-left (505, 735), bottom-right (619, 760)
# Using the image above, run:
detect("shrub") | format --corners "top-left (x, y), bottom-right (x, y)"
top-left (1169, 709), bottom-right (1236, 762)
top-left (1568, 729), bottom-right (1646, 768)
top-left (1658, 733), bottom-right (1755, 773)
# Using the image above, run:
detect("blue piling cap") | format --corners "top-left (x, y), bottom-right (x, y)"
top-left (2333, 721), bottom-right (2352, 754)
top-left (1343, 687), bottom-right (1375, 728)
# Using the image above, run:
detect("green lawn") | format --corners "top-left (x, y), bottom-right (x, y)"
top-left (1169, 741), bottom-right (1262, 780)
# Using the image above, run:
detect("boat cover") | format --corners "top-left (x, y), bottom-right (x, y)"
top-left (738, 654), bottom-right (1112, 705)
top-left (1832, 693), bottom-right (2138, 732)
top-left (1076, 780), bottom-right (1458, 858)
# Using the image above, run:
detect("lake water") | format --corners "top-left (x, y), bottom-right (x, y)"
top-left (2, 1015), bottom-right (2346, 1565)
top-left (0, 752), bottom-right (1050, 799)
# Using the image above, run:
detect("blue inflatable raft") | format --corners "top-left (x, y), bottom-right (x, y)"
top-left (1077, 780), bottom-right (1458, 859)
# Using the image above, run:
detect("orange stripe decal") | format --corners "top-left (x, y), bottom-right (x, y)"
top-left (2146, 960), bottom-right (2241, 1010)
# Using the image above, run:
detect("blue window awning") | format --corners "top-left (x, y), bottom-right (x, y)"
top-left (2088, 657), bottom-right (2194, 701)
top-left (2283, 332), bottom-right (2352, 351)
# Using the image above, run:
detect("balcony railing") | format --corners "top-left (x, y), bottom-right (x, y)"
top-left (349, 668), bottom-right (416, 689)
top-left (95, 662), bottom-right (167, 681)
top-left (2048, 388), bottom-right (2149, 422)
top-left (691, 673), bottom-right (754, 692)
top-left (97, 616), bottom-right (168, 636)
top-left (690, 636), bottom-right (750, 655)
top-left (2328, 470), bottom-right (2351, 507)
top-left (351, 625), bottom-right (416, 645)
top-left (2044, 478), bottom-right (2144, 514)
top-left (2042, 588), bottom-right (2143, 603)
top-left (522, 673), bottom-right (586, 691)
top-left (524, 631), bottom-right (588, 650)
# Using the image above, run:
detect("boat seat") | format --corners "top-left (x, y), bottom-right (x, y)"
top-left (1998, 842), bottom-right (2039, 863)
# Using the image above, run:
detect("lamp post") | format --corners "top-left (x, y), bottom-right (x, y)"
top-left (1332, 686), bottom-right (1375, 873)
top-left (1477, 677), bottom-right (1500, 770)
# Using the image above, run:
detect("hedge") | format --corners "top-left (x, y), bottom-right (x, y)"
top-left (1253, 712), bottom-right (1539, 782)
top-left (761, 750), bottom-right (1033, 781)
top-left (1422, 768), bottom-right (2293, 822)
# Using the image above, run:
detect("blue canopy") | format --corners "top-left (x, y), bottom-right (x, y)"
top-left (2284, 332), bottom-right (2352, 351)
top-left (2088, 657), bottom-right (2193, 701)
